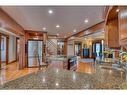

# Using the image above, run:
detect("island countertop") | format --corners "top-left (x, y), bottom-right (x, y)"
top-left (0, 65), bottom-right (127, 89)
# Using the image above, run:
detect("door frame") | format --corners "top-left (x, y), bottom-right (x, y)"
top-left (0, 33), bottom-right (9, 68)
top-left (27, 39), bottom-right (43, 68)
top-left (74, 41), bottom-right (82, 58)
top-left (6, 36), bottom-right (9, 65)
top-left (16, 37), bottom-right (20, 61)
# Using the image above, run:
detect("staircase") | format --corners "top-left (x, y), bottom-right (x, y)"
top-left (47, 39), bottom-right (58, 56)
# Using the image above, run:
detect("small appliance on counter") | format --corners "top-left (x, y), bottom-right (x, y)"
top-left (67, 56), bottom-right (77, 71)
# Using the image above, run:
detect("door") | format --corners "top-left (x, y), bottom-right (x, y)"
top-left (28, 40), bottom-right (43, 67)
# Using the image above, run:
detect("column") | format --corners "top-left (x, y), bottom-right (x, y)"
top-left (63, 40), bottom-right (67, 55)
top-left (43, 32), bottom-right (47, 63)
top-left (18, 35), bottom-right (26, 69)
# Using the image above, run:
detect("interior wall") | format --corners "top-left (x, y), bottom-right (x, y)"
top-left (67, 40), bottom-right (74, 56)
top-left (1, 36), bottom-right (6, 62)
top-left (82, 39), bottom-right (93, 48)
top-left (9, 35), bottom-right (16, 63)
top-left (0, 9), bottom-right (26, 69)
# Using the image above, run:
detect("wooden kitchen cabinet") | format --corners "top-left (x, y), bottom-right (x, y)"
top-left (106, 19), bottom-right (119, 48)
top-left (105, 6), bottom-right (120, 48)
top-left (118, 7), bottom-right (127, 46)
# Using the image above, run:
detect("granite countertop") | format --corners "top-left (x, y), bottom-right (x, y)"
top-left (0, 65), bottom-right (127, 89)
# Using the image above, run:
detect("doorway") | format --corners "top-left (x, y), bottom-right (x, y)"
top-left (28, 40), bottom-right (43, 67)
top-left (74, 42), bottom-right (82, 57)
top-left (1, 36), bottom-right (6, 65)
top-left (0, 34), bottom-right (9, 69)
top-left (57, 41), bottom-right (64, 55)
top-left (92, 41), bottom-right (103, 58)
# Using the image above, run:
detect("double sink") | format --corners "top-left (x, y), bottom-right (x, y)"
top-left (100, 65), bottom-right (125, 71)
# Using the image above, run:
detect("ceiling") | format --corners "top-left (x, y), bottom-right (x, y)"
top-left (1, 6), bottom-right (105, 38)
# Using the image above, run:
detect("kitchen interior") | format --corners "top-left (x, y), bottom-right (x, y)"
top-left (43, 6), bottom-right (127, 89)
top-left (1, 6), bottom-right (127, 89)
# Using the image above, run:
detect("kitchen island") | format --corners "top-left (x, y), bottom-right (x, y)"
top-left (48, 55), bottom-right (77, 71)
top-left (0, 64), bottom-right (127, 89)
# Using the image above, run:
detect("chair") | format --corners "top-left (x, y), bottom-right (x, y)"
top-left (37, 54), bottom-right (48, 70)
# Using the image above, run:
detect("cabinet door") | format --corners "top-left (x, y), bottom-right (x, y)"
top-left (119, 7), bottom-right (127, 42)
top-left (107, 19), bottom-right (119, 48)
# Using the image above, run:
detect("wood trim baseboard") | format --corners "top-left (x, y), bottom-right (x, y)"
top-left (9, 59), bottom-right (17, 64)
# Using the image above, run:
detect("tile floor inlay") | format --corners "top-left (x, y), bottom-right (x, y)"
top-left (0, 64), bottom-right (127, 89)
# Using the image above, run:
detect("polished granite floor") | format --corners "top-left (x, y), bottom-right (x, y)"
top-left (0, 64), bottom-right (127, 89)
top-left (0, 60), bottom-right (95, 85)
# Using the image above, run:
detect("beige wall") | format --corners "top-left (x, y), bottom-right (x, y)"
top-left (67, 40), bottom-right (74, 56)
top-left (82, 39), bottom-right (93, 48)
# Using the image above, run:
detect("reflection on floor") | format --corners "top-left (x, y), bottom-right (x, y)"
top-left (0, 62), bottom-right (38, 85)
top-left (28, 57), bottom-right (43, 67)
top-left (0, 60), bottom-right (96, 85)
top-left (1, 63), bottom-right (6, 69)
top-left (77, 62), bottom-right (96, 74)
top-left (28, 57), bottom-right (38, 67)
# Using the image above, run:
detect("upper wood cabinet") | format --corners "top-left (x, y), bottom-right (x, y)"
top-left (105, 7), bottom-right (120, 48)
top-left (118, 7), bottom-right (127, 46)
top-left (106, 19), bottom-right (119, 48)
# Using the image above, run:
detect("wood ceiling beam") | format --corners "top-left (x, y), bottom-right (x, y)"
top-left (66, 21), bottom-right (105, 40)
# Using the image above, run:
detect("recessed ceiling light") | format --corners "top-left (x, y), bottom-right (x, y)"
top-left (73, 29), bottom-right (76, 33)
top-left (43, 27), bottom-right (46, 31)
top-left (56, 25), bottom-right (60, 28)
top-left (48, 10), bottom-right (53, 14)
top-left (116, 9), bottom-right (120, 12)
top-left (84, 19), bottom-right (88, 23)
top-left (55, 82), bottom-right (59, 86)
